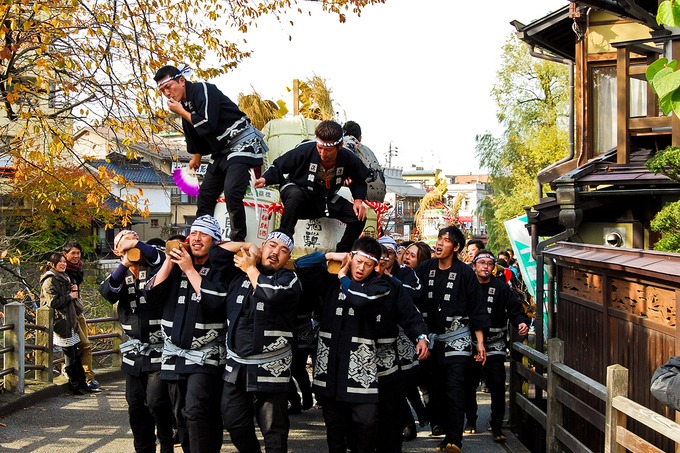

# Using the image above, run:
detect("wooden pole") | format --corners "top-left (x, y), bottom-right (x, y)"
top-left (546, 338), bottom-right (564, 453)
top-left (35, 306), bottom-right (54, 383)
top-left (605, 364), bottom-right (628, 453)
top-left (293, 79), bottom-right (300, 116)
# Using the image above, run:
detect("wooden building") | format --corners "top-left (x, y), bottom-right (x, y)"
top-left (511, 1), bottom-right (680, 451)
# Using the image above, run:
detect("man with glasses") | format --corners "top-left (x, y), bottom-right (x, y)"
top-left (464, 249), bottom-right (529, 443)
top-left (295, 237), bottom-right (390, 453)
top-left (153, 65), bottom-right (268, 241)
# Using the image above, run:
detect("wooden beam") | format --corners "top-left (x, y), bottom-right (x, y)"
top-left (604, 364), bottom-right (628, 453)
top-left (555, 387), bottom-right (606, 432)
top-left (516, 393), bottom-right (548, 429)
top-left (616, 47), bottom-right (630, 165)
top-left (629, 116), bottom-right (672, 129)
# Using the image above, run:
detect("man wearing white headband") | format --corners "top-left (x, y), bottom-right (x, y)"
top-left (254, 120), bottom-right (370, 252)
top-left (145, 215), bottom-right (231, 453)
top-left (464, 249), bottom-right (529, 443)
top-left (153, 65), bottom-right (267, 242)
top-left (216, 229), bottom-right (301, 453)
top-left (295, 237), bottom-right (391, 453)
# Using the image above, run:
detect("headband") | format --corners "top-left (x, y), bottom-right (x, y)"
top-left (114, 230), bottom-right (139, 250)
top-left (157, 64), bottom-right (192, 88)
top-left (351, 250), bottom-right (379, 264)
top-left (377, 235), bottom-right (398, 253)
top-left (316, 135), bottom-right (343, 147)
top-left (190, 215), bottom-right (222, 242)
top-left (473, 252), bottom-right (496, 264)
top-left (265, 231), bottom-right (294, 251)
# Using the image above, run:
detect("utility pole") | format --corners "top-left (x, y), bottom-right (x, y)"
top-left (386, 141), bottom-right (398, 168)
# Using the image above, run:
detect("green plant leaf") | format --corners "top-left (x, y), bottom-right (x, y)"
top-left (672, 88), bottom-right (680, 118)
top-left (657, 0), bottom-right (680, 27)
top-left (646, 57), bottom-right (671, 82)
top-left (651, 68), bottom-right (680, 100)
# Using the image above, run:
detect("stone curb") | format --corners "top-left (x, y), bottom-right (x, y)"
top-left (0, 368), bottom-right (123, 418)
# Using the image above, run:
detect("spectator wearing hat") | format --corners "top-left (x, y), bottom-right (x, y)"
top-left (145, 215), bottom-right (231, 453)
top-left (218, 230), bottom-right (302, 453)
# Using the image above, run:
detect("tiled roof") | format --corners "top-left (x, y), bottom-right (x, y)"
top-left (88, 154), bottom-right (174, 185)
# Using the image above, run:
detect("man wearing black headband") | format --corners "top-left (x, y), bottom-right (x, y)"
top-left (217, 230), bottom-right (301, 453)
top-left (414, 226), bottom-right (490, 453)
top-left (465, 249), bottom-right (529, 443)
top-left (254, 120), bottom-right (370, 252)
top-left (295, 237), bottom-right (391, 453)
top-left (154, 65), bottom-right (268, 242)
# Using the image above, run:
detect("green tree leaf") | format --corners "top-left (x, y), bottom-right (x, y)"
top-left (657, 0), bottom-right (680, 27)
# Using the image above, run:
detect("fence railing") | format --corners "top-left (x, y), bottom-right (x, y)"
top-left (1, 302), bottom-right (123, 394)
top-left (512, 337), bottom-right (680, 452)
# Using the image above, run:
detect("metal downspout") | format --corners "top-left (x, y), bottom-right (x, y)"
top-left (535, 228), bottom-right (574, 353)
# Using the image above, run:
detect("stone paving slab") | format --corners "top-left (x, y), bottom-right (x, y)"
top-left (0, 371), bottom-right (530, 452)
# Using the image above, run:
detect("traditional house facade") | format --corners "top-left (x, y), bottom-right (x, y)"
top-left (511, 2), bottom-right (680, 451)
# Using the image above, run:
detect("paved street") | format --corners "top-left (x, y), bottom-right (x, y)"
top-left (0, 374), bottom-right (528, 452)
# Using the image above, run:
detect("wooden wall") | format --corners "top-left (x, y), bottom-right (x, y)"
top-left (550, 245), bottom-right (679, 452)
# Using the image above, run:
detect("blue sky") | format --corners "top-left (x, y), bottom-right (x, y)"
top-left (214, 0), bottom-right (568, 175)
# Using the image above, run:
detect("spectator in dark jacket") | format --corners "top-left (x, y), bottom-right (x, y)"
top-left (651, 356), bottom-right (680, 411)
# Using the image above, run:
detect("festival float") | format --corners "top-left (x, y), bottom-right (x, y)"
top-left (207, 115), bottom-right (388, 258)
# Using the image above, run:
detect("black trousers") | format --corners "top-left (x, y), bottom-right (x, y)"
top-left (279, 184), bottom-right (366, 252)
top-left (464, 354), bottom-right (506, 431)
top-left (126, 371), bottom-right (175, 453)
top-left (399, 369), bottom-right (428, 428)
top-left (377, 378), bottom-right (406, 453)
top-left (287, 346), bottom-right (313, 410)
top-left (196, 157), bottom-right (252, 241)
top-left (221, 372), bottom-right (289, 453)
top-left (425, 356), bottom-right (469, 448)
top-left (167, 373), bottom-right (223, 453)
top-left (320, 397), bottom-right (378, 453)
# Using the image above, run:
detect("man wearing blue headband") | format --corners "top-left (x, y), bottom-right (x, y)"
top-left (254, 120), bottom-right (370, 252)
top-left (145, 215), bottom-right (230, 453)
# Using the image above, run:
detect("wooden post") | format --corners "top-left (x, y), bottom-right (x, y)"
top-left (605, 364), bottom-right (628, 453)
top-left (35, 306), bottom-right (54, 383)
top-left (616, 47), bottom-right (630, 164)
top-left (4, 302), bottom-right (25, 394)
top-left (293, 79), bottom-right (300, 116)
top-left (546, 338), bottom-right (564, 453)
top-left (111, 302), bottom-right (123, 369)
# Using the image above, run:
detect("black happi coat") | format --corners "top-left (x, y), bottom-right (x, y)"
top-left (99, 247), bottom-right (164, 376)
top-left (182, 81), bottom-right (263, 166)
top-left (479, 277), bottom-right (530, 357)
top-left (296, 252), bottom-right (390, 404)
top-left (261, 141), bottom-right (369, 202)
top-left (145, 245), bottom-right (230, 379)
top-left (375, 274), bottom-right (427, 383)
top-left (415, 258), bottom-right (490, 363)
top-left (223, 260), bottom-right (302, 393)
